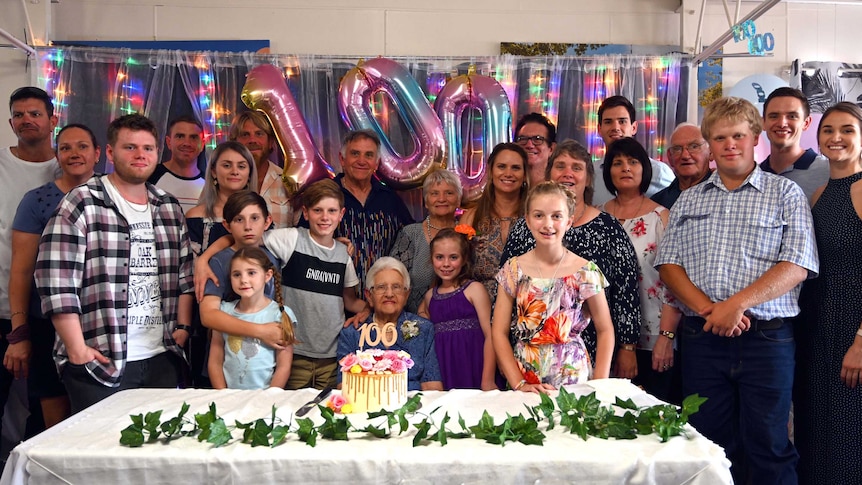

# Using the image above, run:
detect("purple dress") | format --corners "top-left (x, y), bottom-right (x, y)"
top-left (428, 281), bottom-right (486, 390)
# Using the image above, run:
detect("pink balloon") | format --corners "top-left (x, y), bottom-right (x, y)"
top-left (435, 70), bottom-right (512, 203)
top-left (242, 64), bottom-right (334, 195)
top-left (338, 58), bottom-right (446, 189)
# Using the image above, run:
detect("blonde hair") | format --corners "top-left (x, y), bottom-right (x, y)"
top-left (525, 181), bottom-right (576, 218)
top-left (230, 247), bottom-right (297, 345)
top-left (701, 96), bottom-right (763, 141)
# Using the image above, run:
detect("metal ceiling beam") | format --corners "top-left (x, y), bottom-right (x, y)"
top-left (692, 0), bottom-right (783, 65)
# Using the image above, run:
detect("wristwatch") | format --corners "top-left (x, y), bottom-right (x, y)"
top-left (175, 324), bottom-right (192, 333)
top-left (659, 330), bottom-right (676, 340)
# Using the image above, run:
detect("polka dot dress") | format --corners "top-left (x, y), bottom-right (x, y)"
top-left (795, 171), bottom-right (862, 485)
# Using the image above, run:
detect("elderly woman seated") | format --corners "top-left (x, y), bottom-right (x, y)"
top-left (337, 257), bottom-right (444, 391)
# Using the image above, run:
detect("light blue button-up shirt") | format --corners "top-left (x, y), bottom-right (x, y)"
top-left (655, 166), bottom-right (819, 319)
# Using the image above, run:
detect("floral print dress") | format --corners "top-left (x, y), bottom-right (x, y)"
top-left (599, 207), bottom-right (674, 351)
top-left (496, 257), bottom-right (609, 387)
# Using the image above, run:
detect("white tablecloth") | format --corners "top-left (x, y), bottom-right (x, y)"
top-left (0, 381), bottom-right (731, 484)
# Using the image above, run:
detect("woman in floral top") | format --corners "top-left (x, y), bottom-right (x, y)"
top-left (494, 182), bottom-right (614, 391)
top-left (460, 143), bottom-right (529, 306)
top-left (599, 137), bottom-right (681, 403)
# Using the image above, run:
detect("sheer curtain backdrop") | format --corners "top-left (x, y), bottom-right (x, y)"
top-left (34, 47), bottom-right (689, 201)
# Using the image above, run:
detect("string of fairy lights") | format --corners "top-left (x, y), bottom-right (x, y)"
top-left (37, 50), bottom-right (677, 164)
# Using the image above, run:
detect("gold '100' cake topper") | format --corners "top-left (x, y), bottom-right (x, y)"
top-left (358, 321), bottom-right (397, 349)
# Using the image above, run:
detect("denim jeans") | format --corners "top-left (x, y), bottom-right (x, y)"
top-left (62, 351), bottom-right (180, 414)
top-left (681, 316), bottom-right (797, 485)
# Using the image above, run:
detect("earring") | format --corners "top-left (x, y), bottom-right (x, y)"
top-left (213, 180), bottom-right (218, 187)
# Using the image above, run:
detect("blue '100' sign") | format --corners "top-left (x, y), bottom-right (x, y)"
top-left (732, 20), bottom-right (775, 56)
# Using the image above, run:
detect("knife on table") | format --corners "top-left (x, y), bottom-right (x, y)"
top-left (295, 386), bottom-right (333, 417)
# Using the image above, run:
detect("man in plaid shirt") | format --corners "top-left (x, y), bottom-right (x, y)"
top-left (35, 114), bottom-right (193, 413)
top-left (655, 97), bottom-right (818, 484)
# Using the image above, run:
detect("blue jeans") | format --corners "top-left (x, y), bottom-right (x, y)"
top-left (681, 316), bottom-right (797, 485)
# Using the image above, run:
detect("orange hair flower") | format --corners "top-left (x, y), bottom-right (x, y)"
top-left (454, 224), bottom-right (476, 240)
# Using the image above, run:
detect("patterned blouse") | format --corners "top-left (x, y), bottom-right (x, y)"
top-left (389, 222), bottom-right (435, 313)
top-left (500, 212), bottom-right (642, 361)
top-left (598, 206), bottom-right (675, 351)
top-left (472, 216), bottom-right (512, 306)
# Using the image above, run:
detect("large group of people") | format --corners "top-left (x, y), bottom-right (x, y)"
top-left (0, 84), bottom-right (859, 484)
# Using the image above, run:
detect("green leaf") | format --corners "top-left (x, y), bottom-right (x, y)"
top-left (614, 396), bottom-right (638, 410)
top-left (457, 413), bottom-right (468, 432)
top-left (271, 425), bottom-right (289, 446)
top-left (556, 386), bottom-right (579, 413)
top-left (249, 419), bottom-right (272, 447)
top-left (195, 403), bottom-right (217, 429)
top-left (681, 394), bottom-right (708, 421)
top-left (206, 418), bottom-right (231, 447)
top-left (398, 413), bottom-right (409, 434)
top-left (295, 418), bottom-right (318, 447)
top-left (571, 419), bottom-right (589, 441)
top-left (364, 424), bottom-right (389, 439)
top-left (412, 419), bottom-right (431, 447)
top-left (130, 414), bottom-right (143, 428)
top-left (144, 410), bottom-right (162, 441)
top-left (401, 393), bottom-right (423, 413)
top-left (435, 413), bottom-right (450, 446)
top-left (606, 418), bottom-right (637, 440)
top-left (538, 392), bottom-right (556, 430)
top-left (120, 424), bottom-right (144, 447)
top-left (319, 415), bottom-right (351, 441)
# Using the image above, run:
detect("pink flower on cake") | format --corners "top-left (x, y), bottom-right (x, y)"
top-left (390, 359), bottom-right (407, 373)
top-left (404, 358), bottom-right (415, 369)
top-left (339, 354), bottom-right (358, 371)
top-left (372, 359), bottom-right (393, 372)
top-left (327, 394), bottom-right (347, 412)
top-left (383, 350), bottom-right (400, 362)
top-left (358, 358), bottom-right (374, 371)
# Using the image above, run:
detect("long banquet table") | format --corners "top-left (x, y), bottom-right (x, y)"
top-left (0, 380), bottom-right (731, 484)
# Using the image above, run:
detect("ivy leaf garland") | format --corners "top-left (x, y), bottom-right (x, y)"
top-left (119, 390), bottom-right (706, 449)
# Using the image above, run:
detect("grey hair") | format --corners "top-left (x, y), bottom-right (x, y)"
top-left (339, 129), bottom-right (381, 159)
top-left (671, 122), bottom-right (701, 137)
top-left (422, 169), bottom-right (463, 206)
top-left (365, 256), bottom-right (411, 291)
top-left (198, 141), bottom-right (259, 219)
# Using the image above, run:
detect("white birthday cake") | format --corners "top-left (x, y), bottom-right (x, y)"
top-left (339, 349), bottom-right (413, 413)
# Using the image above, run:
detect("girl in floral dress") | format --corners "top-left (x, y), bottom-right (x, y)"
top-left (493, 182), bottom-right (615, 392)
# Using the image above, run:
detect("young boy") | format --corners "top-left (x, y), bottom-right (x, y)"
top-left (196, 179), bottom-right (368, 390)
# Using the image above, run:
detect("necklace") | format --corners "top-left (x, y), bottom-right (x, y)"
top-left (120, 197), bottom-right (150, 213)
top-left (613, 195), bottom-right (645, 221)
top-left (425, 216), bottom-right (453, 240)
top-left (536, 250), bottom-right (567, 280)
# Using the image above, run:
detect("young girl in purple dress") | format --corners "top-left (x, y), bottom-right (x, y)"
top-left (418, 229), bottom-right (496, 390)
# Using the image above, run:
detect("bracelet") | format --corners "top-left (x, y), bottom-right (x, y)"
top-left (619, 343), bottom-right (636, 352)
top-left (514, 379), bottom-right (527, 390)
top-left (6, 323), bottom-right (30, 344)
top-left (175, 324), bottom-right (192, 333)
top-left (659, 330), bottom-right (676, 340)
top-left (9, 311), bottom-right (26, 319)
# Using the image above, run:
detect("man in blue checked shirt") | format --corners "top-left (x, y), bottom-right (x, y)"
top-left (655, 97), bottom-right (818, 485)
